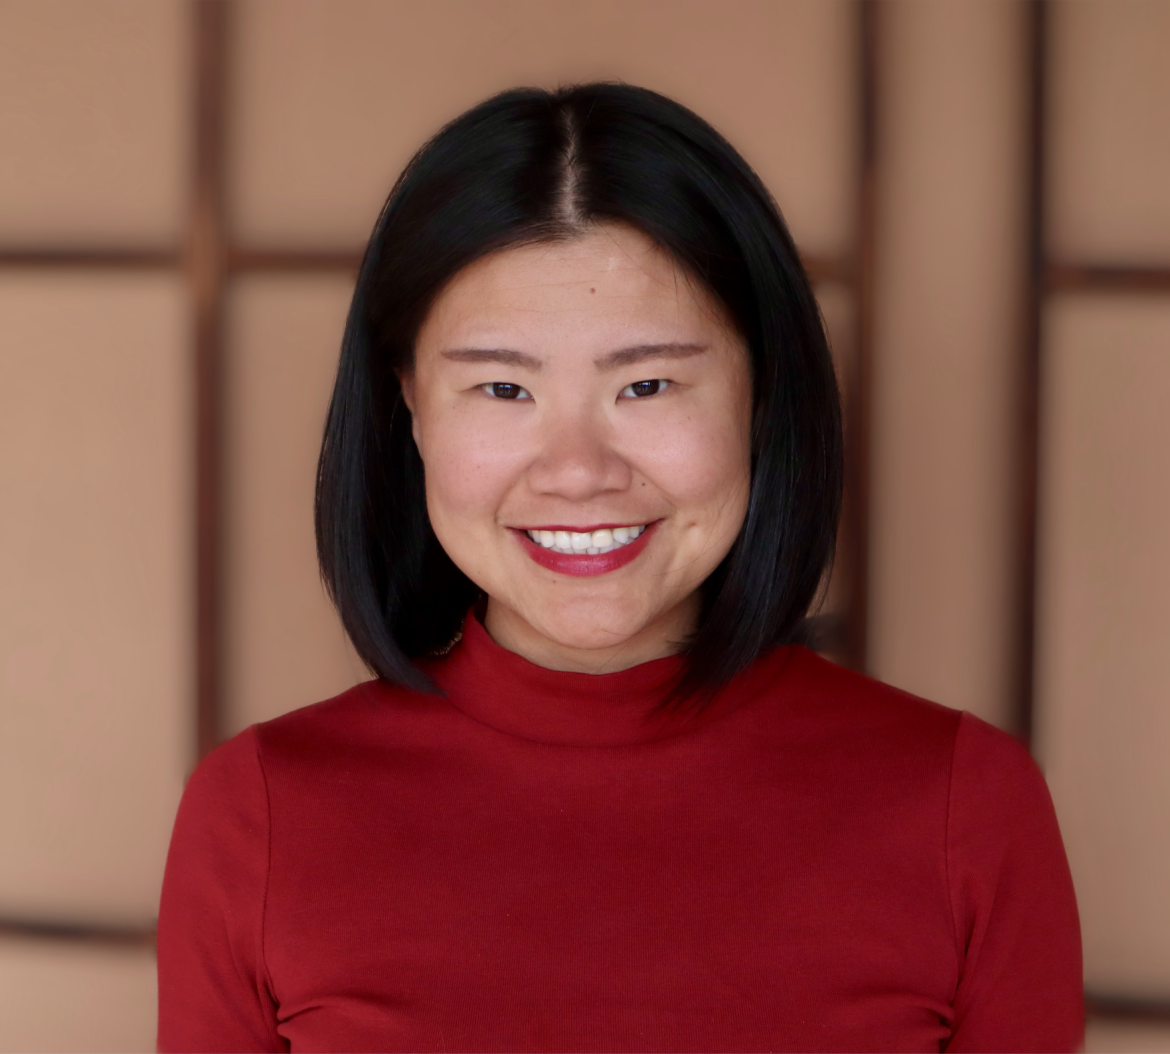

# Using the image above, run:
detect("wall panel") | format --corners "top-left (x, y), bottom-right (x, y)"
top-left (0, 0), bottom-right (188, 248)
top-left (869, 0), bottom-right (1026, 728)
top-left (229, 0), bottom-right (856, 258)
top-left (0, 935), bottom-right (155, 1054)
top-left (1084, 1020), bottom-right (1170, 1054)
top-left (1048, 0), bottom-right (1170, 265)
top-left (0, 273), bottom-right (189, 922)
top-left (1036, 294), bottom-right (1170, 995)
top-left (224, 275), bottom-right (365, 735)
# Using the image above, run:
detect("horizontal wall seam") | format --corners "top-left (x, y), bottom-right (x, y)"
top-left (0, 915), bottom-right (156, 949)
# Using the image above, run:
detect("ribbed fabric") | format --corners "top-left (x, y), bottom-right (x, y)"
top-left (158, 614), bottom-right (1082, 1053)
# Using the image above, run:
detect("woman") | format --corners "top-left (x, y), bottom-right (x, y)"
top-left (158, 84), bottom-right (1082, 1052)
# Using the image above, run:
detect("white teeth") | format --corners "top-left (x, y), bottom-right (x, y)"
top-left (526, 524), bottom-right (649, 555)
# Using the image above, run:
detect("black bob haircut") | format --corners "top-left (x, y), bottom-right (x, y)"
top-left (316, 82), bottom-right (843, 703)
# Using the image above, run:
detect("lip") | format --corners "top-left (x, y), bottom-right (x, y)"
top-left (514, 523), bottom-right (644, 533)
top-left (512, 521), bottom-right (659, 577)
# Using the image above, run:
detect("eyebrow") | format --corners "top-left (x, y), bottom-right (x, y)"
top-left (594, 342), bottom-right (709, 370)
top-left (441, 342), bottom-right (709, 372)
top-left (442, 348), bottom-right (543, 370)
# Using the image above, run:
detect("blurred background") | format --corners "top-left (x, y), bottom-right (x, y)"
top-left (1, 0), bottom-right (1168, 1050)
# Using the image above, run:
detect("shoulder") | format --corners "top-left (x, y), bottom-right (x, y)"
top-left (951, 707), bottom-right (1037, 784)
top-left (179, 724), bottom-right (267, 825)
top-left (757, 645), bottom-right (964, 754)
top-left (253, 678), bottom-right (392, 743)
top-left (721, 647), bottom-right (971, 820)
top-left (178, 679), bottom-right (437, 799)
top-left (948, 709), bottom-right (1060, 854)
top-left (773, 649), bottom-right (1049, 807)
top-left (757, 647), bottom-right (1059, 843)
top-left (250, 678), bottom-right (453, 780)
top-left (164, 727), bottom-right (271, 907)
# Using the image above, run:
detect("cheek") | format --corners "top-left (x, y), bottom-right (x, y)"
top-left (418, 404), bottom-right (531, 525)
top-left (627, 399), bottom-right (751, 514)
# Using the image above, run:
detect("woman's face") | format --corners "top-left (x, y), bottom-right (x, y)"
top-left (402, 223), bottom-right (752, 672)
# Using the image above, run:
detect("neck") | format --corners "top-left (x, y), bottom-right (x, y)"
top-left (482, 594), bottom-right (699, 675)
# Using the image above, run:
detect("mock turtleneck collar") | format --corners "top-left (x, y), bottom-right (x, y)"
top-left (423, 609), bottom-right (774, 747)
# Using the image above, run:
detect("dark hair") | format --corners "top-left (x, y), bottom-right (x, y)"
top-left (316, 82), bottom-right (842, 701)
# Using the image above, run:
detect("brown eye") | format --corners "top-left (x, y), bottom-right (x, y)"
top-left (482, 382), bottom-right (531, 400)
top-left (620, 379), bottom-right (665, 398)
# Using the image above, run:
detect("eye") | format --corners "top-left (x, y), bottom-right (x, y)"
top-left (480, 382), bottom-right (532, 400)
top-left (619, 379), bottom-right (667, 399)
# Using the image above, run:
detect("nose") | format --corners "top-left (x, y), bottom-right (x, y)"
top-left (526, 406), bottom-right (632, 502)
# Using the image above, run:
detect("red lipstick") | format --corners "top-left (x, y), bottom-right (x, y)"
top-left (513, 521), bottom-right (658, 577)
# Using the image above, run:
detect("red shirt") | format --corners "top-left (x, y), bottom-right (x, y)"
top-left (158, 614), bottom-right (1082, 1052)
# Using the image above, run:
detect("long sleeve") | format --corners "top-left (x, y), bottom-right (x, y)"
top-left (157, 727), bottom-right (285, 1053)
top-left (945, 712), bottom-right (1083, 1053)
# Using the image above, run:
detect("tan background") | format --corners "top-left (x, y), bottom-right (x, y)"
top-left (1, 1), bottom-right (1168, 1050)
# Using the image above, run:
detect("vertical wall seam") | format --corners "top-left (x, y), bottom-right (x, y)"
top-left (1015, 0), bottom-right (1048, 751)
top-left (844, 0), bottom-right (879, 674)
top-left (190, 0), bottom-right (230, 763)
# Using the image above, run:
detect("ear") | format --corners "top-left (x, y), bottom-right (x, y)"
top-left (397, 371), bottom-right (423, 454)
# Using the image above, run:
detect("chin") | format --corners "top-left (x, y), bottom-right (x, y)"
top-left (525, 592), bottom-right (666, 654)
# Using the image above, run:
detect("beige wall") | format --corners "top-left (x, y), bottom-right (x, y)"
top-left (1036, 0), bottom-right (1170, 1011)
top-left (0, 935), bottom-right (156, 1053)
top-left (229, 0), bottom-right (857, 257)
top-left (0, 0), bottom-right (188, 247)
top-left (3, 1), bottom-right (1170, 1051)
top-left (869, 0), bottom-right (1026, 730)
top-left (1048, 0), bottom-right (1170, 264)
top-left (224, 275), bottom-right (364, 734)
top-left (1037, 295), bottom-right (1170, 995)
top-left (0, 273), bottom-right (189, 925)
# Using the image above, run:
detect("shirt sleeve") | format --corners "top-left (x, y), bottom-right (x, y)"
top-left (157, 727), bottom-right (286, 1053)
top-left (945, 711), bottom-right (1083, 1053)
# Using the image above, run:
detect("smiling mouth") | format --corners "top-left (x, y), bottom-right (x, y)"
top-left (513, 521), bottom-right (658, 577)
top-left (522, 524), bottom-right (648, 556)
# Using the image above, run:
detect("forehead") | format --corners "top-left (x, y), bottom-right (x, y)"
top-left (418, 223), bottom-right (730, 347)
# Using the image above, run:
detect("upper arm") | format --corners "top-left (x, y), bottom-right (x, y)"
top-left (945, 712), bottom-right (1083, 1053)
top-left (157, 727), bottom-right (286, 1053)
